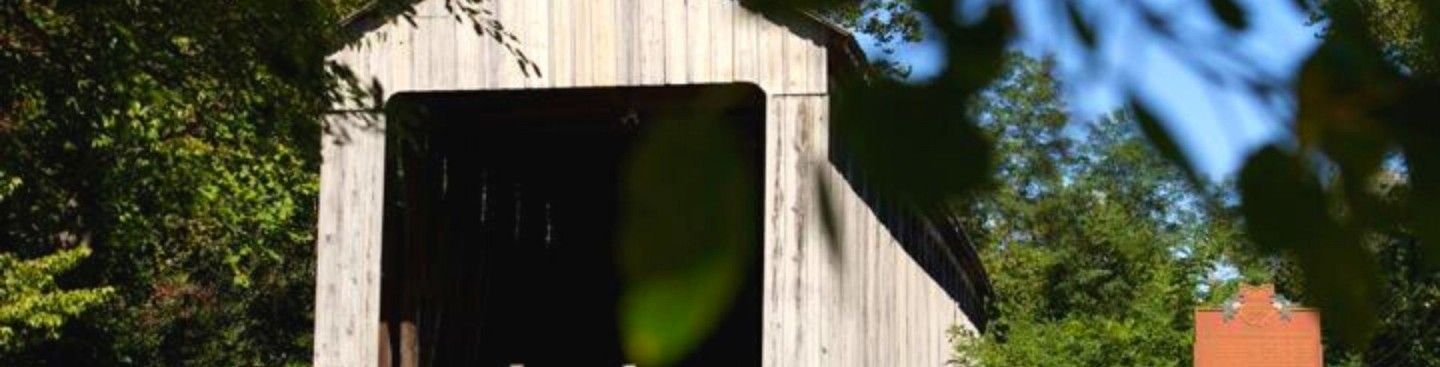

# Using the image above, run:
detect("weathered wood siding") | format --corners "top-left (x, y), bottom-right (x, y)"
top-left (319, 1), bottom-right (976, 366)
top-left (315, 112), bottom-right (386, 365)
top-left (765, 95), bottom-right (974, 367)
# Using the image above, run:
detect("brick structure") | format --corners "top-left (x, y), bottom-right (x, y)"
top-left (1194, 284), bottom-right (1322, 367)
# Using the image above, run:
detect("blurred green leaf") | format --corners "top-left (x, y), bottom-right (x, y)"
top-left (833, 79), bottom-right (993, 216)
top-left (618, 94), bottom-right (757, 366)
top-left (1066, 2), bottom-right (1096, 48)
top-left (1238, 147), bottom-right (1325, 253)
top-left (1388, 85), bottom-right (1440, 269)
top-left (939, 9), bottom-right (1011, 97)
top-left (1131, 102), bottom-right (1204, 190)
top-left (1238, 146), bottom-right (1380, 347)
top-left (1208, 0), bottom-right (1248, 30)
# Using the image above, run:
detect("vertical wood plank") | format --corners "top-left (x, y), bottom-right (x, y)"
top-left (710, 0), bottom-right (735, 82)
top-left (314, 112), bottom-right (386, 367)
top-left (413, 0), bottom-right (446, 17)
top-left (549, 0), bottom-right (575, 88)
top-left (591, 0), bottom-right (619, 85)
top-left (455, 9), bottom-right (484, 89)
top-left (480, 0), bottom-right (503, 89)
top-left (365, 28), bottom-right (390, 105)
top-left (572, 0), bottom-right (595, 86)
top-left (386, 20), bottom-right (415, 94)
top-left (761, 94), bottom-right (785, 367)
top-left (685, 0), bottom-right (711, 82)
top-left (809, 29), bottom-right (829, 94)
top-left (328, 50), bottom-right (359, 110)
top-left (765, 93), bottom-right (973, 367)
top-left (780, 95), bottom-right (800, 367)
top-left (413, 17), bottom-right (434, 90)
top-left (522, 0), bottom-right (551, 88)
top-left (794, 96), bottom-right (811, 367)
top-left (732, 7), bottom-right (759, 85)
top-left (637, 0), bottom-right (666, 85)
top-left (756, 16), bottom-right (785, 94)
top-left (414, 16), bottom-right (456, 91)
top-left (496, 0), bottom-right (526, 88)
top-left (662, 0), bottom-right (688, 84)
top-left (615, 0), bottom-right (637, 85)
top-left (782, 26), bottom-right (808, 94)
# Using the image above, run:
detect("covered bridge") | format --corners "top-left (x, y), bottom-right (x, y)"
top-left (316, 0), bottom-right (990, 365)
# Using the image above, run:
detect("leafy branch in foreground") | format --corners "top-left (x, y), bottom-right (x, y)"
top-left (748, 0), bottom-right (1440, 349)
top-left (0, 246), bottom-right (113, 353)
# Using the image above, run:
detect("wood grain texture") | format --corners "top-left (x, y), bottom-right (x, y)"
top-left (321, 2), bottom-right (973, 366)
top-left (662, 0), bottom-right (689, 84)
top-left (331, 0), bottom-right (831, 95)
top-left (761, 95), bottom-right (975, 367)
top-left (636, 0), bottom-right (666, 84)
top-left (413, 16), bottom-right (455, 91)
top-left (590, 0), bottom-right (620, 85)
top-left (710, 0), bottom-right (735, 81)
top-left (496, 0), bottom-right (526, 88)
top-left (782, 24), bottom-right (808, 94)
top-left (314, 112), bottom-right (386, 367)
top-left (756, 14), bottom-right (786, 94)
top-left (732, 7), bottom-right (759, 84)
top-left (454, 8), bottom-right (484, 90)
top-left (685, 0), bottom-right (711, 82)
top-left (548, 0), bottom-right (575, 88)
top-left (328, 46), bottom-right (363, 111)
top-left (362, 29), bottom-right (388, 105)
top-left (522, 0), bottom-right (551, 88)
top-left (386, 19), bottom-right (414, 94)
top-left (616, 0), bottom-right (638, 84)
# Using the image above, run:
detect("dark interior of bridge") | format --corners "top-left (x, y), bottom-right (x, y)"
top-left (379, 85), bottom-right (765, 366)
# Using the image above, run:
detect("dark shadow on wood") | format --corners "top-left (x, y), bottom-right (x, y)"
top-left (825, 87), bottom-right (996, 332)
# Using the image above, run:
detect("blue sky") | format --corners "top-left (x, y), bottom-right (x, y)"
top-left (854, 0), bottom-right (1321, 181)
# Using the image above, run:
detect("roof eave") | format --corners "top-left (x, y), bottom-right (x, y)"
top-left (333, 1), bottom-right (872, 81)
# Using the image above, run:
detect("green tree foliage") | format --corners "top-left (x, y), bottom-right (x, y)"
top-left (949, 55), bottom-right (1235, 366)
top-left (3, 0), bottom-right (1436, 363)
top-left (0, 0), bottom-right (424, 363)
top-left (0, 172), bottom-right (113, 354)
top-left (0, 0), bottom-right (927, 364)
top-left (0, 0), bottom-right (523, 364)
top-left (1358, 236), bottom-right (1440, 366)
top-left (822, 0), bottom-right (922, 52)
top-left (0, 246), bottom-right (113, 354)
top-left (1314, 0), bottom-right (1437, 76)
top-left (743, 0), bottom-right (1440, 350)
top-left (1266, 170), bottom-right (1440, 366)
top-left (0, 165), bottom-right (113, 353)
top-left (817, 0), bottom-right (924, 77)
